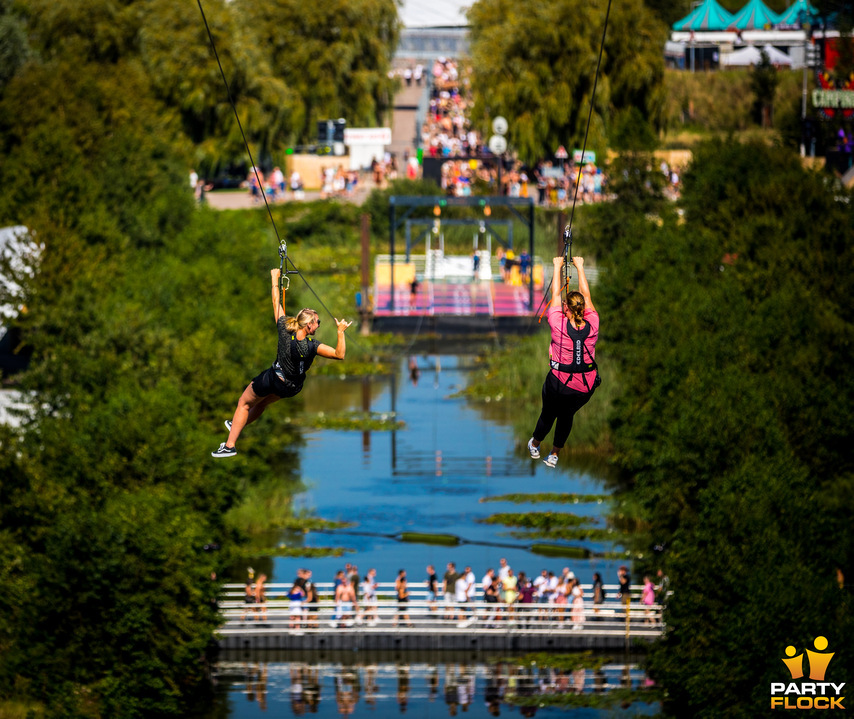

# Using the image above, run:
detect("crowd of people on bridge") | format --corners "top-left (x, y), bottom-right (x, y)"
top-left (238, 559), bottom-right (668, 630)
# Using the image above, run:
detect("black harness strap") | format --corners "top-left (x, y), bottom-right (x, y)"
top-left (549, 320), bottom-right (598, 389)
top-left (274, 333), bottom-right (317, 383)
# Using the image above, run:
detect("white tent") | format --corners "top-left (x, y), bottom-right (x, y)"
top-left (720, 43), bottom-right (792, 66)
top-left (399, 0), bottom-right (468, 28)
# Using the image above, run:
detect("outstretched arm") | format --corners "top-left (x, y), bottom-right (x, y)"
top-left (551, 257), bottom-right (564, 308)
top-left (271, 269), bottom-right (284, 323)
top-left (316, 318), bottom-right (353, 360)
top-left (572, 256), bottom-right (596, 313)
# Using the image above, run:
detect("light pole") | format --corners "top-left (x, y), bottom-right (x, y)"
top-left (489, 116), bottom-right (508, 195)
top-left (801, 18), bottom-right (810, 157)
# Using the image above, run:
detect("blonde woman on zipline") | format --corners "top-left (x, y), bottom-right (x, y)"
top-left (212, 268), bottom-right (352, 458)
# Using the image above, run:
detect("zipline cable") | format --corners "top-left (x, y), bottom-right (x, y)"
top-left (196, 0), bottom-right (364, 349)
top-left (196, 0), bottom-right (281, 251)
top-left (530, 0), bottom-right (613, 324)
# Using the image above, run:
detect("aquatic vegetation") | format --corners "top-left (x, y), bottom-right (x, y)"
top-left (282, 411), bottom-right (404, 431)
top-left (251, 545), bottom-right (353, 558)
top-left (479, 512), bottom-right (590, 529)
top-left (480, 492), bottom-right (607, 504)
top-left (399, 532), bottom-right (460, 546)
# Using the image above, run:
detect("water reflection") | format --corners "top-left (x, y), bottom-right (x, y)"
top-left (270, 354), bottom-right (622, 586)
top-left (212, 650), bottom-right (658, 718)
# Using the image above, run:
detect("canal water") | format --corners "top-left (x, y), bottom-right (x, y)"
top-left (256, 353), bottom-right (624, 586)
top-left (213, 353), bottom-right (654, 717)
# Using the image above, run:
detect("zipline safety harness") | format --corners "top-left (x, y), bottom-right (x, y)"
top-left (273, 333), bottom-right (318, 384)
top-left (548, 318), bottom-right (600, 391)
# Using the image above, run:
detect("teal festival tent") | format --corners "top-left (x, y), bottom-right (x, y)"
top-left (728, 0), bottom-right (782, 29)
top-left (777, 0), bottom-right (819, 26)
top-left (672, 0), bottom-right (736, 31)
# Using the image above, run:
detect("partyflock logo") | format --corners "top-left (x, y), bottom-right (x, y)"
top-left (771, 636), bottom-right (845, 710)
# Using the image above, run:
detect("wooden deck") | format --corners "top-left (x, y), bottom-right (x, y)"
top-left (218, 582), bottom-right (663, 651)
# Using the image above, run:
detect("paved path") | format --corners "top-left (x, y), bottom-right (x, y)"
top-left (389, 76), bottom-right (428, 158)
top-left (204, 185), bottom-right (372, 211)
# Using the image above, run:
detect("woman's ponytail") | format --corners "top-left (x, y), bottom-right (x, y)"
top-left (565, 291), bottom-right (586, 326)
top-left (284, 308), bottom-right (318, 333)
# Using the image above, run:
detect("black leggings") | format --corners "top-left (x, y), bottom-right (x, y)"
top-left (533, 372), bottom-right (594, 449)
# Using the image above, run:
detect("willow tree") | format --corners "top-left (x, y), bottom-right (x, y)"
top-left (18, 0), bottom-right (299, 172)
top-left (140, 0), bottom-right (300, 167)
top-left (238, 0), bottom-right (401, 145)
top-left (466, 0), bottom-right (668, 162)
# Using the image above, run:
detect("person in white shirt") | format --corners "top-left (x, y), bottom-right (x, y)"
top-left (271, 166), bottom-right (285, 200)
top-left (361, 568), bottom-right (378, 625)
top-left (454, 575), bottom-right (469, 622)
top-left (464, 566), bottom-right (476, 621)
top-left (481, 568), bottom-right (495, 596)
top-left (546, 572), bottom-right (560, 608)
top-left (533, 569), bottom-right (548, 620)
top-left (464, 567), bottom-right (476, 600)
top-left (497, 558), bottom-right (511, 603)
top-left (498, 558), bottom-right (511, 580)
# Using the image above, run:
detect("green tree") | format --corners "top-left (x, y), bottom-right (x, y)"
top-left (750, 49), bottom-right (780, 127)
top-left (0, 0), bottom-right (32, 91)
top-left (0, 30), bottom-right (248, 717)
top-left (17, 0), bottom-right (303, 171)
top-left (596, 139), bottom-right (854, 717)
top-left (466, 0), bottom-right (667, 162)
top-left (140, 0), bottom-right (300, 167)
top-left (644, 0), bottom-right (692, 25)
top-left (236, 0), bottom-right (400, 145)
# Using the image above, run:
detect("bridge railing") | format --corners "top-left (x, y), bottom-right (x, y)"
top-left (219, 583), bottom-right (664, 636)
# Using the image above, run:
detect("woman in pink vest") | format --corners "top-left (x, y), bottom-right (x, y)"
top-left (528, 256), bottom-right (600, 467)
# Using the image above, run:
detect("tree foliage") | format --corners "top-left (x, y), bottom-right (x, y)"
top-left (592, 140), bottom-right (854, 717)
top-left (0, 6), bottom-right (320, 714)
top-left (11, 0), bottom-right (399, 171)
top-left (750, 50), bottom-right (780, 128)
top-left (466, 0), bottom-right (668, 162)
top-left (235, 0), bottom-right (400, 146)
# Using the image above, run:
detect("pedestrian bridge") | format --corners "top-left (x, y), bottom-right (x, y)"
top-left (218, 582), bottom-right (664, 652)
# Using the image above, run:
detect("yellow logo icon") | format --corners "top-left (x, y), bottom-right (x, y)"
top-left (772, 636), bottom-right (845, 710)
top-left (782, 636), bottom-right (835, 681)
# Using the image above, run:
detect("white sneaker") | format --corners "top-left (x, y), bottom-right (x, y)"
top-left (224, 420), bottom-right (232, 431)
top-left (527, 438), bottom-right (540, 459)
top-left (211, 442), bottom-right (236, 458)
top-left (543, 453), bottom-right (558, 468)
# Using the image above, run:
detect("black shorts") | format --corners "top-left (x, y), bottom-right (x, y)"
top-left (251, 367), bottom-right (302, 399)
